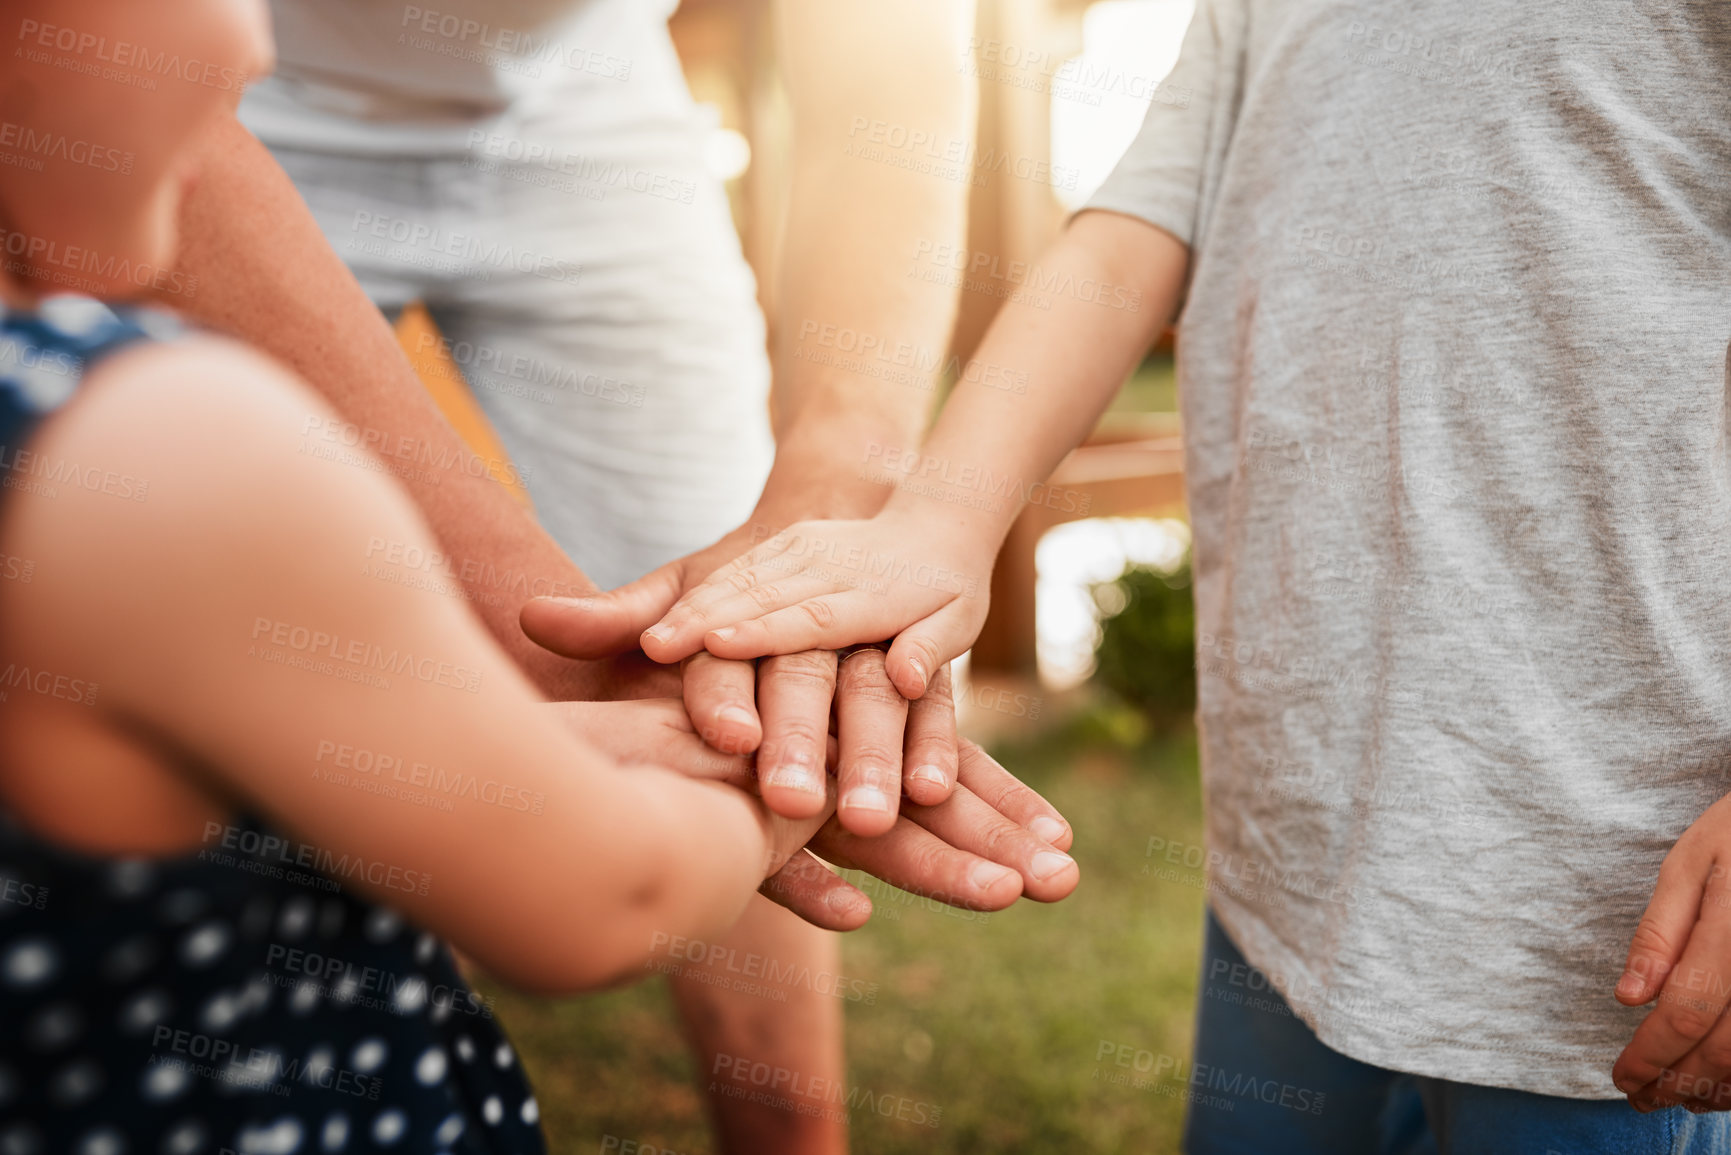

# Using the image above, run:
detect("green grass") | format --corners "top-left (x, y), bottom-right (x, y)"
top-left (478, 721), bottom-right (1207, 1154)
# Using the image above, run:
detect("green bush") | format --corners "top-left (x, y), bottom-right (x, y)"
top-left (1091, 556), bottom-right (1196, 729)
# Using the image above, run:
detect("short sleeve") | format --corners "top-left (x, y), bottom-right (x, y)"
top-left (1083, 0), bottom-right (1241, 248)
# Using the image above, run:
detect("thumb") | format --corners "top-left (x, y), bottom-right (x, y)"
top-left (1617, 854), bottom-right (1710, 1005)
top-left (521, 563), bottom-right (686, 659)
top-left (886, 597), bottom-right (986, 700)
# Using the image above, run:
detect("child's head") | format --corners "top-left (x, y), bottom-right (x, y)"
top-left (0, 0), bottom-right (274, 303)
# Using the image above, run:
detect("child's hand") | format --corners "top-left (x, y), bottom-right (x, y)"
top-left (1612, 793), bottom-right (1731, 1111)
top-left (638, 514), bottom-right (992, 700)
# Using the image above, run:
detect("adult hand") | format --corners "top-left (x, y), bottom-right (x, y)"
top-left (767, 738), bottom-right (1080, 923)
top-left (541, 702), bottom-right (1054, 935)
top-left (521, 518), bottom-right (960, 834)
top-left (1612, 793), bottom-right (1731, 1111)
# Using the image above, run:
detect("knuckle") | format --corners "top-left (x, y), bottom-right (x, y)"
top-left (745, 582), bottom-right (782, 611)
top-left (725, 569), bottom-right (761, 595)
top-left (1626, 923), bottom-right (1680, 977)
top-left (837, 660), bottom-right (898, 701)
top-left (843, 741), bottom-right (902, 776)
top-left (765, 650), bottom-right (838, 681)
top-left (798, 598), bottom-right (838, 632)
top-left (766, 718), bottom-right (827, 750)
top-left (1661, 1001), bottom-right (1722, 1042)
top-left (1700, 1037), bottom-right (1731, 1072)
top-left (906, 841), bottom-right (955, 893)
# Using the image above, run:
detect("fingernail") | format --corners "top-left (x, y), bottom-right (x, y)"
top-left (643, 625), bottom-right (671, 644)
top-left (969, 861), bottom-right (1016, 891)
top-left (1030, 850), bottom-right (1075, 881)
top-left (1615, 1075), bottom-right (1642, 1094)
top-left (906, 657), bottom-right (927, 693)
top-left (843, 786), bottom-right (892, 814)
top-left (711, 626), bottom-right (735, 642)
top-left (1029, 816), bottom-right (1067, 844)
top-left (762, 755), bottom-right (823, 796)
top-left (718, 704), bottom-right (755, 729)
top-left (908, 765), bottom-right (946, 790)
top-left (1616, 972), bottom-right (1645, 1001)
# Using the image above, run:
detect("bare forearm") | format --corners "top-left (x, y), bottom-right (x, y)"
top-left (159, 116), bottom-right (600, 697)
top-left (888, 211), bottom-right (1188, 551)
top-left (765, 0), bottom-right (976, 519)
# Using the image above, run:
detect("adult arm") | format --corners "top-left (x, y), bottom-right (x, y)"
top-left (523, 0), bottom-right (978, 829)
top-left (155, 115), bottom-right (616, 702)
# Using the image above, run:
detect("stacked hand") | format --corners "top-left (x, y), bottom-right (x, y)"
top-left (630, 513), bottom-right (993, 702)
top-left (525, 515), bottom-right (1075, 933)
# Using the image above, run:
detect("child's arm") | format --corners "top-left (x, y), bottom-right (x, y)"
top-left (0, 337), bottom-right (832, 994)
top-left (636, 211), bottom-right (1189, 698)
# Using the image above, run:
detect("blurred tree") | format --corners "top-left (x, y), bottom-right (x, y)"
top-left (1091, 554), bottom-right (1195, 729)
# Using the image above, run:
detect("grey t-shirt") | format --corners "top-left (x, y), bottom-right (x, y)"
top-left (1089, 0), bottom-right (1731, 1098)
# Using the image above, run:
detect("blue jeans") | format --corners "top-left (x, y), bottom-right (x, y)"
top-left (1183, 910), bottom-right (1731, 1155)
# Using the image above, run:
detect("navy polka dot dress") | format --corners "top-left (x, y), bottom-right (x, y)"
top-left (0, 299), bottom-right (548, 1155)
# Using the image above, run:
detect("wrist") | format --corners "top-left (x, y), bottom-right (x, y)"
top-left (878, 458), bottom-right (1015, 561)
top-left (756, 412), bottom-right (923, 524)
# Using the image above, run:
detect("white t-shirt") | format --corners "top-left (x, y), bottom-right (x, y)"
top-left (244, 0), bottom-right (689, 154)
